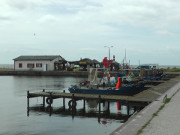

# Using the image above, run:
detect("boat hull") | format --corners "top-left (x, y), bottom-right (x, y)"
top-left (68, 82), bottom-right (146, 96)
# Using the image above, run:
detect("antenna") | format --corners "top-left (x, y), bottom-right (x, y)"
top-left (125, 48), bottom-right (126, 60)
top-left (124, 48), bottom-right (127, 64)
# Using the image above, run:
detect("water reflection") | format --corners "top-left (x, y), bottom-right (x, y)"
top-left (27, 100), bottom-right (144, 124)
top-left (12, 76), bottom-right (86, 96)
top-left (0, 76), bottom-right (147, 135)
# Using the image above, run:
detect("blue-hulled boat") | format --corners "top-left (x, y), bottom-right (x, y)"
top-left (68, 81), bottom-right (147, 96)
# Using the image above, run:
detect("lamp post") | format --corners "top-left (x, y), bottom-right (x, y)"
top-left (104, 46), bottom-right (113, 60)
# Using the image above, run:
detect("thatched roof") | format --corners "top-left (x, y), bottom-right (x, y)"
top-left (80, 58), bottom-right (100, 64)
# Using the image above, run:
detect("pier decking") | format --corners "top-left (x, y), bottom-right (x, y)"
top-left (27, 89), bottom-right (155, 103)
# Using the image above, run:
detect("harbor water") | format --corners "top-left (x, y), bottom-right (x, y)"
top-left (0, 76), bottom-right (141, 135)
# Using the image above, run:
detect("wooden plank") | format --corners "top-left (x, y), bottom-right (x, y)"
top-left (28, 91), bottom-right (157, 102)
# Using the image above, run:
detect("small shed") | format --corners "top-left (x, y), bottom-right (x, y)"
top-left (78, 58), bottom-right (101, 70)
top-left (13, 55), bottom-right (66, 71)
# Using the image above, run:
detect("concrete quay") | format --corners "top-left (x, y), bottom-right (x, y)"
top-left (140, 88), bottom-right (180, 135)
top-left (111, 75), bottom-right (180, 135)
top-left (0, 71), bottom-right (89, 77)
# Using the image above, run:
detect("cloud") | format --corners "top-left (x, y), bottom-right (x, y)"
top-left (155, 30), bottom-right (175, 37)
top-left (3, 0), bottom-right (180, 33)
top-left (7, 0), bottom-right (45, 10)
top-left (0, 0), bottom-right (180, 65)
top-left (38, 14), bottom-right (57, 23)
top-left (0, 16), bottom-right (11, 20)
top-left (80, 48), bottom-right (98, 51)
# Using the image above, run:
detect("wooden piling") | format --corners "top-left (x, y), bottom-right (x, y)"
top-left (43, 89), bottom-right (45, 107)
top-left (83, 98), bottom-right (86, 112)
top-left (107, 101), bottom-right (110, 113)
top-left (98, 95), bottom-right (101, 113)
top-left (72, 93), bottom-right (74, 100)
top-left (27, 91), bottom-right (29, 107)
top-left (27, 91), bottom-right (29, 116)
top-left (63, 90), bottom-right (65, 109)
top-left (134, 106), bottom-right (137, 112)
top-left (49, 92), bottom-right (52, 107)
top-left (72, 94), bottom-right (76, 111)
top-left (127, 105), bottom-right (130, 116)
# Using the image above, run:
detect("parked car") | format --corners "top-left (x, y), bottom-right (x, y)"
top-left (136, 65), bottom-right (151, 69)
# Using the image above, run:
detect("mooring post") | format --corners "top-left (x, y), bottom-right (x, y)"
top-left (43, 89), bottom-right (45, 107)
top-left (27, 91), bottom-right (29, 116)
top-left (63, 90), bottom-right (65, 110)
top-left (98, 115), bottom-right (100, 124)
top-left (27, 91), bottom-right (29, 107)
top-left (127, 105), bottom-right (130, 116)
top-left (49, 92), bottom-right (52, 108)
top-left (98, 95), bottom-right (101, 113)
top-left (107, 101), bottom-right (110, 113)
top-left (134, 106), bottom-right (137, 112)
top-left (72, 93), bottom-right (76, 111)
top-left (83, 98), bottom-right (86, 112)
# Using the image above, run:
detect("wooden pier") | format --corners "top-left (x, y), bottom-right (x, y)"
top-left (27, 89), bottom-right (150, 116)
top-left (27, 89), bottom-right (147, 117)
top-left (27, 90), bottom-right (149, 108)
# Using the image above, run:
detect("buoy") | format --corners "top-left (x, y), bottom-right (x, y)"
top-left (116, 77), bottom-right (121, 89)
top-left (68, 100), bottom-right (77, 109)
top-left (46, 97), bottom-right (53, 105)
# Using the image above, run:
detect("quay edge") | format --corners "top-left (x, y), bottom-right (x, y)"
top-left (0, 71), bottom-right (89, 77)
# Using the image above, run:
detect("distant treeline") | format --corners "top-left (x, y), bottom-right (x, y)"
top-left (164, 67), bottom-right (180, 72)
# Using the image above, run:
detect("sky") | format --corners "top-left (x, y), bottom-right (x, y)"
top-left (0, 0), bottom-right (180, 65)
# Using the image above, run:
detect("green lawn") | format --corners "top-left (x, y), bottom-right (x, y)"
top-left (164, 68), bottom-right (180, 72)
top-left (0, 68), bottom-right (14, 71)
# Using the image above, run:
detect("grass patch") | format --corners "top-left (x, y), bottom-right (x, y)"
top-left (159, 104), bottom-right (165, 111)
top-left (164, 67), bottom-right (180, 72)
top-left (164, 98), bottom-right (171, 104)
top-left (0, 68), bottom-right (14, 71)
top-left (152, 112), bottom-right (158, 117)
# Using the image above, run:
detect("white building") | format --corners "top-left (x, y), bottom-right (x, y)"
top-left (13, 55), bottom-right (65, 71)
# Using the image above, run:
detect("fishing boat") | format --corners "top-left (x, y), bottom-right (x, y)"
top-left (68, 81), bottom-right (146, 96)
top-left (68, 68), bottom-right (147, 96)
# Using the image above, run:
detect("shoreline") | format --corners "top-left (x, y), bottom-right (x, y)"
top-left (0, 71), bottom-right (90, 77)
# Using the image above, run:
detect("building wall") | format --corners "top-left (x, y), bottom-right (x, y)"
top-left (14, 57), bottom-right (62, 71)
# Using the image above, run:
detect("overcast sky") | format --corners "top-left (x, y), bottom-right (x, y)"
top-left (0, 0), bottom-right (180, 65)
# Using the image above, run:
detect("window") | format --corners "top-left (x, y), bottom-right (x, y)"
top-left (27, 64), bottom-right (34, 68)
top-left (19, 63), bottom-right (22, 68)
top-left (36, 63), bottom-right (42, 68)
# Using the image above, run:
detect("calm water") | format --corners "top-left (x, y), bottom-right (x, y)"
top-left (0, 76), bottom-right (138, 135)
